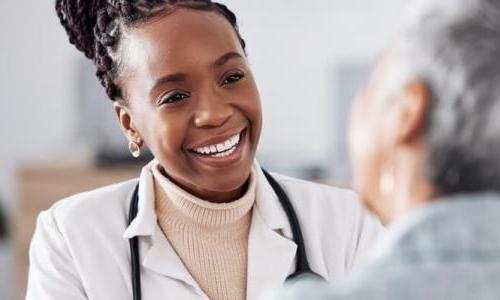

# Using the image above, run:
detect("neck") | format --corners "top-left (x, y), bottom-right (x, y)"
top-left (390, 147), bottom-right (438, 222)
top-left (160, 167), bottom-right (250, 203)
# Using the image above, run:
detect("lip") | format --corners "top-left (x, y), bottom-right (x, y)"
top-left (188, 128), bottom-right (248, 168)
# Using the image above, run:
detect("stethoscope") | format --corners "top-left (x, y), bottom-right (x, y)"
top-left (127, 168), bottom-right (324, 300)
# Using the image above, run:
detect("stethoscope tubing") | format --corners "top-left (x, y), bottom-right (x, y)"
top-left (127, 168), bottom-right (323, 300)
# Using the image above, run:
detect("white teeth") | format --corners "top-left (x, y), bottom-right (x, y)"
top-left (212, 146), bottom-right (237, 158)
top-left (192, 132), bottom-right (242, 156)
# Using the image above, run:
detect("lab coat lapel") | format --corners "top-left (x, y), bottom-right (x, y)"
top-left (123, 161), bottom-right (298, 298)
top-left (247, 165), bottom-right (297, 300)
top-left (122, 161), bottom-right (204, 295)
top-left (142, 226), bottom-right (204, 294)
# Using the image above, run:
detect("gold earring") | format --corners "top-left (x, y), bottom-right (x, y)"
top-left (128, 140), bottom-right (141, 158)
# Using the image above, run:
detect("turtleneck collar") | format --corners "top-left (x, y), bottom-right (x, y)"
top-left (151, 161), bottom-right (257, 227)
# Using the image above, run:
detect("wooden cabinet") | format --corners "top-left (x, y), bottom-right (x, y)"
top-left (15, 162), bottom-right (141, 300)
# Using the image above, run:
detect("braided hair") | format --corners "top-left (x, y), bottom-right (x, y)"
top-left (55, 0), bottom-right (246, 101)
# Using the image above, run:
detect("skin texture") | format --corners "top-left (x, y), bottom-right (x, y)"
top-left (114, 9), bottom-right (262, 203)
top-left (348, 54), bottom-right (436, 224)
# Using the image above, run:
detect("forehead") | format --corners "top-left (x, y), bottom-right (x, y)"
top-left (370, 51), bottom-right (395, 87)
top-left (367, 50), bottom-right (408, 97)
top-left (122, 8), bottom-right (243, 77)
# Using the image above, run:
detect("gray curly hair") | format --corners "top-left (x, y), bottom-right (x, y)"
top-left (380, 0), bottom-right (500, 194)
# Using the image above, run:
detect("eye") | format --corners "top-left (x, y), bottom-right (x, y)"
top-left (222, 72), bottom-right (245, 86)
top-left (158, 91), bottom-right (189, 105)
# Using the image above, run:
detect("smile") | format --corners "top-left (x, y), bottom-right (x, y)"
top-left (190, 131), bottom-right (243, 158)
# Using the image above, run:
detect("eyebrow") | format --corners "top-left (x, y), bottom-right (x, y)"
top-left (150, 73), bottom-right (188, 96)
top-left (150, 52), bottom-right (244, 95)
top-left (213, 51), bottom-right (243, 67)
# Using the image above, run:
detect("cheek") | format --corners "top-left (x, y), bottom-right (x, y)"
top-left (248, 97), bottom-right (263, 142)
top-left (238, 80), bottom-right (263, 145)
top-left (348, 97), bottom-right (382, 203)
top-left (145, 112), bottom-right (188, 160)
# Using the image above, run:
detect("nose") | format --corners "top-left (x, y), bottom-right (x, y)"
top-left (193, 91), bottom-right (233, 128)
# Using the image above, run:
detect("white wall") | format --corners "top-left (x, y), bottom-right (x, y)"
top-left (228, 0), bottom-right (406, 160)
top-left (1, 1), bottom-right (80, 212)
top-left (0, 0), bottom-right (408, 211)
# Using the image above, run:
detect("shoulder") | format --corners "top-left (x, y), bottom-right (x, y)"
top-left (269, 255), bottom-right (446, 300)
top-left (38, 179), bottom-right (138, 238)
top-left (268, 264), bottom-right (420, 300)
top-left (300, 260), bottom-right (493, 300)
top-left (268, 172), bottom-right (384, 277)
top-left (28, 179), bottom-right (140, 297)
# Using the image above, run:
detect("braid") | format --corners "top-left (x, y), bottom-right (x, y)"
top-left (55, 0), bottom-right (106, 59)
top-left (213, 3), bottom-right (246, 50)
top-left (93, 4), bottom-right (123, 100)
top-left (55, 0), bottom-right (247, 102)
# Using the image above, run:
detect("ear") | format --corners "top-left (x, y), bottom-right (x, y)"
top-left (113, 102), bottom-right (143, 147)
top-left (394, 80), bottom-right (430, 145)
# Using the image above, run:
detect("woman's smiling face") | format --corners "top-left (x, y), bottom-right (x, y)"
top-left (115, 8), bottom-right (262, 202)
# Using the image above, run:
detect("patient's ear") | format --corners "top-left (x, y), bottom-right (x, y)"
top-left (113, 102), bottom-right (143, 146)
top-left (394, 80), bottom-right (430, 145)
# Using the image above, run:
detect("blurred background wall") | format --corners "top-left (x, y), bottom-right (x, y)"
top-left (0, 0), bottom-right (406, 299)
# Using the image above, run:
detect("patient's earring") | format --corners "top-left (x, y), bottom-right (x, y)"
top-left (128, 140), bottom-right (141, 158)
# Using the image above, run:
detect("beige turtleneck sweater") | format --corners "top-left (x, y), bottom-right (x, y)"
top-left (152, 163), bottom-right (256, 300)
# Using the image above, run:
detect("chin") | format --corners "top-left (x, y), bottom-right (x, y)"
top-left (361, 193), bottom-right (390, 225)
top-left (357, 186), bottom-right (377, 213)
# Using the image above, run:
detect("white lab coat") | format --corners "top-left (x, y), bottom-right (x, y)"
top-left (26, 161), bottom-right (383, 300)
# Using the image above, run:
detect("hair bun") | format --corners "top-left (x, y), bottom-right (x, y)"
top-left (55, 0), bottom-right (108, 59)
